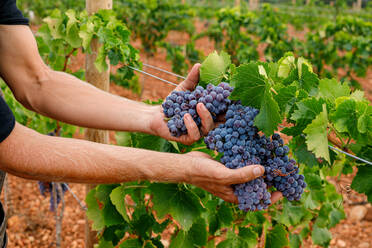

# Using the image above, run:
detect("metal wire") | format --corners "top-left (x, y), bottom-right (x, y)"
top-left (142, 63), bottom-right (186, 80)
top-left (328, 145), bottom-right (372, 166)
top-left (63, 183), bottom-right (87, 211)
top-left (128, 65), bottom-right (179, 87)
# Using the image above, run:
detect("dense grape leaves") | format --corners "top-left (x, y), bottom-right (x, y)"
top-left (216, 228), bottom-right (257, 248)
top-left (170, 218), bottom-right (207, 248)
top-left (311, 225), bottom-right (332, 247)
top-left (290, 136), bottom-right (318, 167)
top-left (265, 224), bottom-right (289, 248)
top-left (351, 166), bottom-right (372, 202)
top-left (119, 239), bottom-right (142, 248)
top-left (303, 105), bottom-right (330, 163)
top-left (95, 185), bottom-right (125, 228)
top-left (254, 87), bottom-right (282, 135)
top-left (230, 63), bottom-right (266, 109)
top-left (289, 233), bottom-right (301, 248)
top-left (199, 51), bottom-right (231, 87)
top-left (332, 98), bottom-right (372, 143)
top-left (209, 203), bottom-right (234, 234)
top-left (110, 186), bottom-right (130, 222)
top-left (318, 78), bottom-right (350, 102)
top-left (276, 201), bottom-right (311, 228)
top-left (86, 188), bottom-right (105, 230)
top-left (230, 63), bottom-right (281, 135)
top-left (149, 184), bottom-right (204, 230)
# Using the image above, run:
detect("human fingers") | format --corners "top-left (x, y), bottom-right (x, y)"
top-left (175, 63), bottom-right (201, 92)
top-left (197, 103), bottom-right (215, 135)
top-left (183, 113), bottom-right (201, 144)
top-left (270, 191), bottom-right (283, 204)
top-left (225, 165), bottom-right (265, 185)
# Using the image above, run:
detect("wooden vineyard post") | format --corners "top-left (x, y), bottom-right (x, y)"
top-left (84, 0), bottom-right (112, 248)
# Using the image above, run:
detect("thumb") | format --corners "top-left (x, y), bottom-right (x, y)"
top-left (225, 165), bottom-right (265, 184)
top-left (176, 63), bottom-right (201, 92)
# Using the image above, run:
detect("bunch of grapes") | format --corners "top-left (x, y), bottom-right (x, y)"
top-left (162, 83), bottom-right (233, 137)
top-left (38, 182), bottom-right (68, 211)
top-left (204, 102), bottom-right (307, 211)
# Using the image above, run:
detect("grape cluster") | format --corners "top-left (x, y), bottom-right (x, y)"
top-left (162, 83), bottom-right (233, 137)
top-left (204, 102), bottom-right (306, 211)
top-left (38, 182), bottom-right (68, 211)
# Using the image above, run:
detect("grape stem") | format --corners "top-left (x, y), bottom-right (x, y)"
top-left (328, 123), bottom-right (346, 147)
top-left (270, 87), bottom-right (278, 95)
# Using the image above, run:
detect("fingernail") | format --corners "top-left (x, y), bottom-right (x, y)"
top-left (201, 104), bottom-right (207, 111)
top-left (253, 166), bottom-right (263, 177)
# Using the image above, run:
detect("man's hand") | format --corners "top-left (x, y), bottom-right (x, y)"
top-left (185, 151), bottom-right (283, 204)
top-left (149, 64), bottom-right (217, 145)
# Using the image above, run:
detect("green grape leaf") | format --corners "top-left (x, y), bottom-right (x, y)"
top-left (217, 229), bottom-right (257, 248)
top-left (332, 98), bottom-right (371, 142)
top-left (169, 230), bottom-right (193, 248)
top-left (97, 239), bottom-right (114, 248)
top-left (188, 218), bottom-right (208, 246)
top-left (254, 86), bottom-right (282, 136)
top-left (131, 212), bottom-right (155, 238)
top-left (297, 57), bottom-right (313, 77)
top-left (265, 224), bottom-right (289, 248)
top-left (298, 65), bottom-right (319, 94)
top-left (199, 51), bottom-right (231, 87)
top-left (318, 78), bottom-right (350, 102)
top-left (95, 185), bottom-right (125, 228)
top-left (238, 227), bottom-right (258, 248)
top-left (351, 165), bottom-right (372, 203)
top-left (119, 239), bottom-right (142, 248)
top-left (289, 233), bottom-right (301, 248)
top-left (277, 53), bottom-right (295, 78)
top-left (303, 191), bottom-right (319, 210)
top-left (110, 186), bottom-right (130, 222)
top-left (86, 188), bottom-right (105, 230)
top-left (102, 225), bottom-right (127, 246)
top-left (150, 183), bottom-right (204, 230)
top-left (94, 46), bottom-right (108, 72)
top-left (311, 225), bottom-right (331, 247)
top-left (290, 97), bottom-right (325, 135)
top-left (274, 85), bottom-right (297, 113)
top-left (329, 209), bottom-right (345, 228)
top-left (66, 24), bottom-right (83, 48)
top-left (230, 63), bottom-right (267, 109)
top-left (291, 136), bottom-right (318, 167)
top-left (303, 105), bottom-right (330, 163)
top-left (43, 10), bottom-right (63, 39)
top-left (65, 10), bottom-right (78, 32)
top-left (278, 201), bottom-right (310, 227)
top-left (79, 21), bottom-right (95, 50)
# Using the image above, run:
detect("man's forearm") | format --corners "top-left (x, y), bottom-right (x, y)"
top-left (30, 69), bottom-right (157, 134)
top-left (0, 123), bottom-right (190, 184)
top-left (0, 25), bottom-right (157, 134)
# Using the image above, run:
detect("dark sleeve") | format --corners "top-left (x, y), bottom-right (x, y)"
top-left (0, 96), bottom-right (15, 143)
top-left (0, 0), bottom-right (29, 25)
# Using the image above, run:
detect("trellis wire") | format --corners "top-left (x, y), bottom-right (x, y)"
top-left (63, 183), bottom-right (87, 211)
top-left (143, 63), bottom-right (186, 80)
top-left (128, 65), bottom-right (179, 87)
top-left (128, 63), bottom-right (372, 166)
top-left (328, 145), bottom-right (372, 166)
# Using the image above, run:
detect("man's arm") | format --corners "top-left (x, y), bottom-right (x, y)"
top-left (0, 122), bottom-right (269, 203)
top-left (0, 25), bottom-right (213, 144)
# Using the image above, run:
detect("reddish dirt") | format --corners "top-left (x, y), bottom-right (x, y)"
top-left (2, 22), bottom-right (371, 248)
